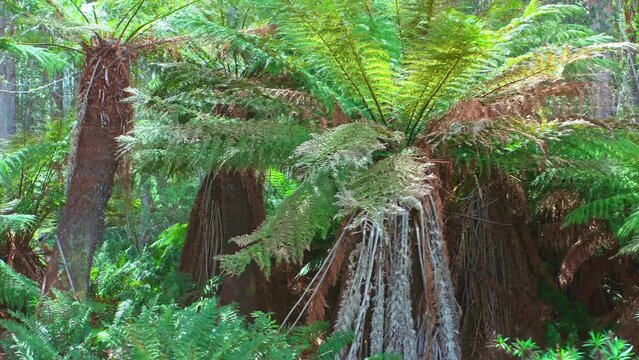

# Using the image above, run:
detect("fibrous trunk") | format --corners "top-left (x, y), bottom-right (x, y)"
top-left (449, 179), bottom-right (550, 359)
top-left (45, 39), bottom-right (133, 298)
top-left (5, 232), bottom-right (43, 281)
top-left (179, 170), bottom-right (266, 314)
top-left (287, 163), bottom-right (461, 359)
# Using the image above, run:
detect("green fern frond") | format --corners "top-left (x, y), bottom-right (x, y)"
top-left (0, 147), bottom-right (31, 185)
top-left (619, 236), bottom-right (639, 255)
top-left (337, 151), bottom-right (432, 226)
top-left (0, 213), bottom-right (36, 233)
top-left (618, 209), bottom-right (639, 240)
top-left (0, 40), bottom-right (66, 73)
top-left (220, 178), bottom-right (338, 276)
top-left (317, 331), bottom-right (355, 360)
top-left (294, 123), bottom-right (403, 183)
top-left (564, 193), bottom-right (639, 226)
top-left (123, 118), bottom-right (313, 175)
top-left (0, 260), bottom-right (39, 313)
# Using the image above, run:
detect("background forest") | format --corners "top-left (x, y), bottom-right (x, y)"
top-left (1, 0), bottom-right (639, 359)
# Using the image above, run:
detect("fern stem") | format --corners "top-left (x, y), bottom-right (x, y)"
top-left (118, 0), bottom-right (147, 42)
top-left (407, 58), bottom-right (461, 143)
top-left (124, 0), bottom-right (201, 44)
top-left (283, 0), bottom-right (378, 121)
top-left (344, 31), bottom-right (388, 125)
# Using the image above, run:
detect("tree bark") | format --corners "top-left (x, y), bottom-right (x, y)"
top-left (587, 0), bottom-right (616, 118)
top-left (179, 170), bottom-right (266, 314)
top-left (0, 15), bottom-right (17, 140)
top-left (43, 39), bottom-right (133, 298)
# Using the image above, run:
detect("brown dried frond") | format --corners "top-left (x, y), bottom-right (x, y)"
top-left (130, 36), bottom-right (189, 53)
top-left (242, 24), bottom-right (278, 37)
top-left (260, 88), bottom-right (320, 108)
top-left (494, 174), bottom-right (527, 216)
top-left (440, 81), bottom-right (598, 126)
top-left (331, 104), bottom-right (350, 128)
top-left (450, 181), bottom-right (551, 359)
top-left (558, 225), bottom-right (615, 289)
top-left (306, 292), bottom-right (328, 324)
top-left (539, 190), bottom-right (581, 221)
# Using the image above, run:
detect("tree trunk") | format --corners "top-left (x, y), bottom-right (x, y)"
top-left (43, 39), bottom-right (133, 298)
top-left (587, 0), bottom-right (616, 118)
top-left (179, 170), bottom-right (265, 314)
top-left (0, 15), bottom-right (16, 140)
top-left (52, 71), bottom-right (65, 120)
top-left (45, 70), bottom-right (64, 121)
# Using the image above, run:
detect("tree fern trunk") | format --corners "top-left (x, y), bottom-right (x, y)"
top-left (43, 39), bottom-right (133, 299)
top-left (179, 170), bottom-right (266, 314)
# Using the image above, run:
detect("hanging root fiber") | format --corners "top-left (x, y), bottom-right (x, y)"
top-left (282, 194), bottom-right (461, 359)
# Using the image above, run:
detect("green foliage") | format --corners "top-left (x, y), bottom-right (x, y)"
top-left (265, 169), bottom-right (299, 213)
top-left (337, 151), bottom-right (431, 226)
top-left (92, 228), bottom-right (193, 304)
top-left (0, 260), bottom-right (39, 312)
top-left (184, 0), bottom-right (627, 144)
top-left (0, 120), bottom-right (69, 247)
top-left (495, 332), bottom-right (635, 360)
top-left (220, 178), bottom-right (338, 276)
top-left (220, 123), bottom-right (402, 275)
top-left (1, 226), bottom-right (322, 359)
top-left (108, 298), bottom-right (301, 359)
top-left (316, 331), bottom-right (355, 360)
top-left (540, 283), bottom-right (594, 342)
top-left (5, 1), bottom-right (639, 359)
top-left (293, 123), bottom-right (401, 182)
top-left (123, 117), bottom-right (313, 175)
top-left (0, 39), bottom-right (66, 73)
top-left (520, 129), bottom-right (639, 254)
top-left (1, 292), bottom-right (309, 360)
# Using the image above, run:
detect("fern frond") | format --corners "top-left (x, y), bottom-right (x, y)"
top-left (618, 236), bottom-right (639, 255)
top-left (122, 117), bottom-right (312, 175)
top-left (0, 147), bottom-right (30, 185)
top-left (0, 260), bottom-right (39, 312)
top-left (0, 40), bottom-right (67, 73)
top-left (294, 123), bottom-right (403, 183)
top-left (220, 178), bottom-right (338, 276)
top-left (337, 151), bottom-right (433, 226)
top-left (565, 193), bottom-right (639, 226)
top-left (0, 213), bottom-right (36, 233)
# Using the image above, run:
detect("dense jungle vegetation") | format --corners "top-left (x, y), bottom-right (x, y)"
top-left (1, 0), bottom-right (639, 359)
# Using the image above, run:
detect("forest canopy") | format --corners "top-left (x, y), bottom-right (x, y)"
top-left (1, 0), bottom-right (639, 359)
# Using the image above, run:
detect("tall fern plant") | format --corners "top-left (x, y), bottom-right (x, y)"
top-left (124, 0), bottom-right (638, 359)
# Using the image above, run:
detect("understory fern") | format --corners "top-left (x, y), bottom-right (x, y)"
top-left (495, 331), bottom-right (635, 360)
top-left (0, 260), bottom-right (39, 313)
top-left (1, 294), bottom-right (312, 360)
